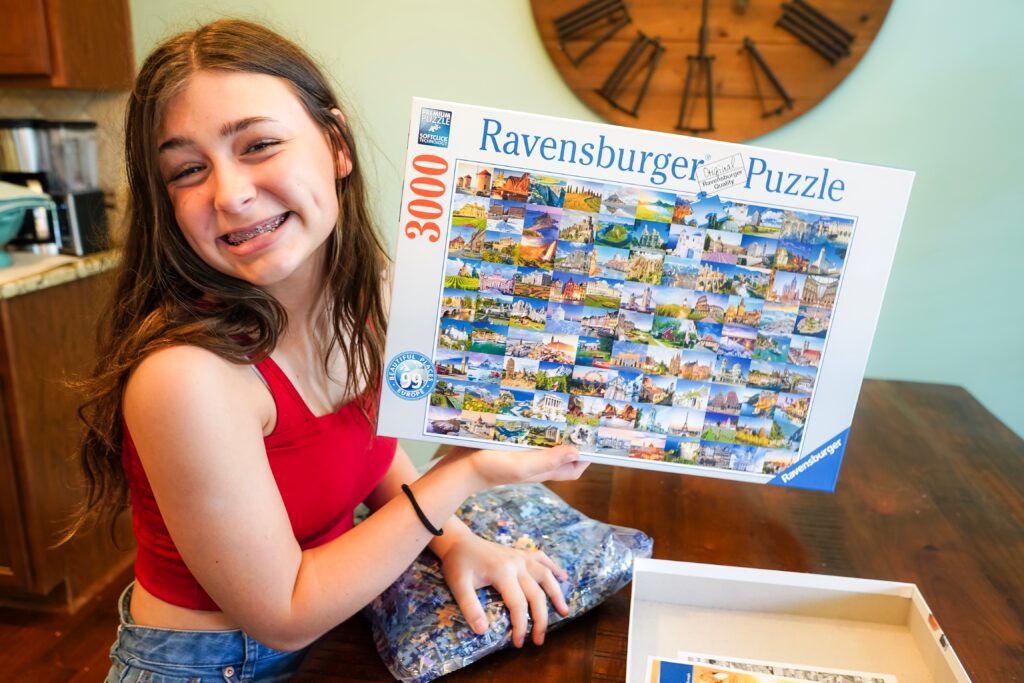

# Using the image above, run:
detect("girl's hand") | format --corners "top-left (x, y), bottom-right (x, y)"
top-left (438, 533), bottom-right (570, 647)
top-left (435, 443), bottom-right (589, 492)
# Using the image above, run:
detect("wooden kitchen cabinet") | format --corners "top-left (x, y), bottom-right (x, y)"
top-left (0, 268), bottom-right (134, 611)
top-left (0, 0), bottom-right (134, 90)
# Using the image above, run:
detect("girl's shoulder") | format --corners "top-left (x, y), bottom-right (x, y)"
top-left (130, 344), bottom-right (251, 389)
top-left (125, 345), bottom-right (274, 436)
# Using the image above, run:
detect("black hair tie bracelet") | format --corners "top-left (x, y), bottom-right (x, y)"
top-left (401, 483), bottom-right (444, 536)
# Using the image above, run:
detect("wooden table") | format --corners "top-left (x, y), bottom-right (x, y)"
top-left (296, 380), bottom-right (1024, 681)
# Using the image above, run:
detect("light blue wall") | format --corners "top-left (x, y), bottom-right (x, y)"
top-left (129, 0), bottom-right (1024, 447)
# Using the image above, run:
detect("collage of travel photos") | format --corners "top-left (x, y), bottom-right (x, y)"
top-left (426, 160), bottom-right (854, 478)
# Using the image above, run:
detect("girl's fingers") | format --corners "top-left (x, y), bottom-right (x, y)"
top-left (519, 574), bottom-right (549, 646)
top-left (524, 445), bottom-right (579, 479)
top-left (494, 576), bottom-right (529, 648)
top-left (447, 572), bottom-right (488, 635)
top-left (536, 567), bottom-right (569, 617)
top-left (524, 449), bottom-right (588, 483)
top-left (532, 550), bottom-right (567, 580)
top-left (472, 444), bottom-right (588, 487)
top-left (539, 462), bottom-right (588, 483)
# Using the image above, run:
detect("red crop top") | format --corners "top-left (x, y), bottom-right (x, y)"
top-left (122, 355), bottom-right (397, 611)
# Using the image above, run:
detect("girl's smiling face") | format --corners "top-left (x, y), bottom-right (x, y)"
top-left (157, 70), bottom-right (349, 290)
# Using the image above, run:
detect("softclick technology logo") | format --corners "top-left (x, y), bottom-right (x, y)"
top-left (418, 107), bottom-right (452, 148)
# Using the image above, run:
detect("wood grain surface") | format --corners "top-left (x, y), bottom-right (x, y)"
top-left (0, 270), bottom-right (134, 609)
top-left (529, 0), bottom-right (894, 142)
top-left (3, 380), bottom-right (1018, 680)
top-left (297, 380), bottom-right (1024, 681)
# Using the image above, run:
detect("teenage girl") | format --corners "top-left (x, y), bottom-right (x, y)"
top-left (75, 19), bottom-right (588, 683)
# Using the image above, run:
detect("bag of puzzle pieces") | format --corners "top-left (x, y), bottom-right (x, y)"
top-left (363, 482), bottom-right (653, 683)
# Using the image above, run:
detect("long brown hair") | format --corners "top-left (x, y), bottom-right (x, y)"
top-left (70, 19), bottom-right (390, 538)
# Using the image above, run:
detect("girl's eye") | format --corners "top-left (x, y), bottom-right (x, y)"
top-left (169, 165), bottom-right (204, 182)
top-left (245, 139), bottom-right (281, 154)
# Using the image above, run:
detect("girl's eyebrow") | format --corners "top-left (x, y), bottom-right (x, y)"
top-left (158, 116), bottom-right (278, 154)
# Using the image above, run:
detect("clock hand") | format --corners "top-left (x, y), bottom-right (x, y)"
top-left (697, 0), bottom-right (711, 57)
top-left (677, 0), bottom-right (715, 133)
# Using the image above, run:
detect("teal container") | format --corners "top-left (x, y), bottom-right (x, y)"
top-left (0, 181), bottom-right (57, 267)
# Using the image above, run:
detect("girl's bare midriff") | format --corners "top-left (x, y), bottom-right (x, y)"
top-left (131, 581), bottom-right (240, 631)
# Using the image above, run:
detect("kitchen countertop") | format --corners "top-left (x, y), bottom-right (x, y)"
top-left (0, 250), bottom-right (119, 300)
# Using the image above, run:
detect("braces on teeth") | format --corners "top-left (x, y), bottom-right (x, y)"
top-left (225, 214), bottom-right (287, 246)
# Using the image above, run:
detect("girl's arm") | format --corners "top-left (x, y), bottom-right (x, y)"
top-left (125, 345), bottom-right (585, 652)
top-left (364, 448), bottom-right (571, 647)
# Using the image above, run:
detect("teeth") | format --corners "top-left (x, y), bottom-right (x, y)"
top-left (224, 213), bottom-right (288, 246)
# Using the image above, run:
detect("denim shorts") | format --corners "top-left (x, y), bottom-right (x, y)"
top-left (105, 583), bottom-right (309, 683)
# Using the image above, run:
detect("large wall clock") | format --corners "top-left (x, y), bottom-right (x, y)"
top-left (530, 0), bottom-right (893, 142)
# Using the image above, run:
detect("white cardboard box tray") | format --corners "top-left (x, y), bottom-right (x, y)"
top-left (627, 559), bottom-right (971, 683)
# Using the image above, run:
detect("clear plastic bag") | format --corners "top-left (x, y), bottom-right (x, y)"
top-left (363, 483), bottom-right (653, 682)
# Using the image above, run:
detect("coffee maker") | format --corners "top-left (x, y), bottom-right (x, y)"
top-left (0, 118), bottom-right (108, 255)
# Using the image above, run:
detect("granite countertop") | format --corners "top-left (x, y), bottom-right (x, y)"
top-left (0, 250), bottom-right (119, 300)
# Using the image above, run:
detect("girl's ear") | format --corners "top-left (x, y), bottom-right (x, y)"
top-left (330, 107), bottom-right (353, 179)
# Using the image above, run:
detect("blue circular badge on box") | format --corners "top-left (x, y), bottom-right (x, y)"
top-left (385, 351), bottom-right (436, 400)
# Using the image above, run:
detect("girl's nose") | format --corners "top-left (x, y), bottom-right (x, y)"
top-left (211, 163), bottom-right (256, 214)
